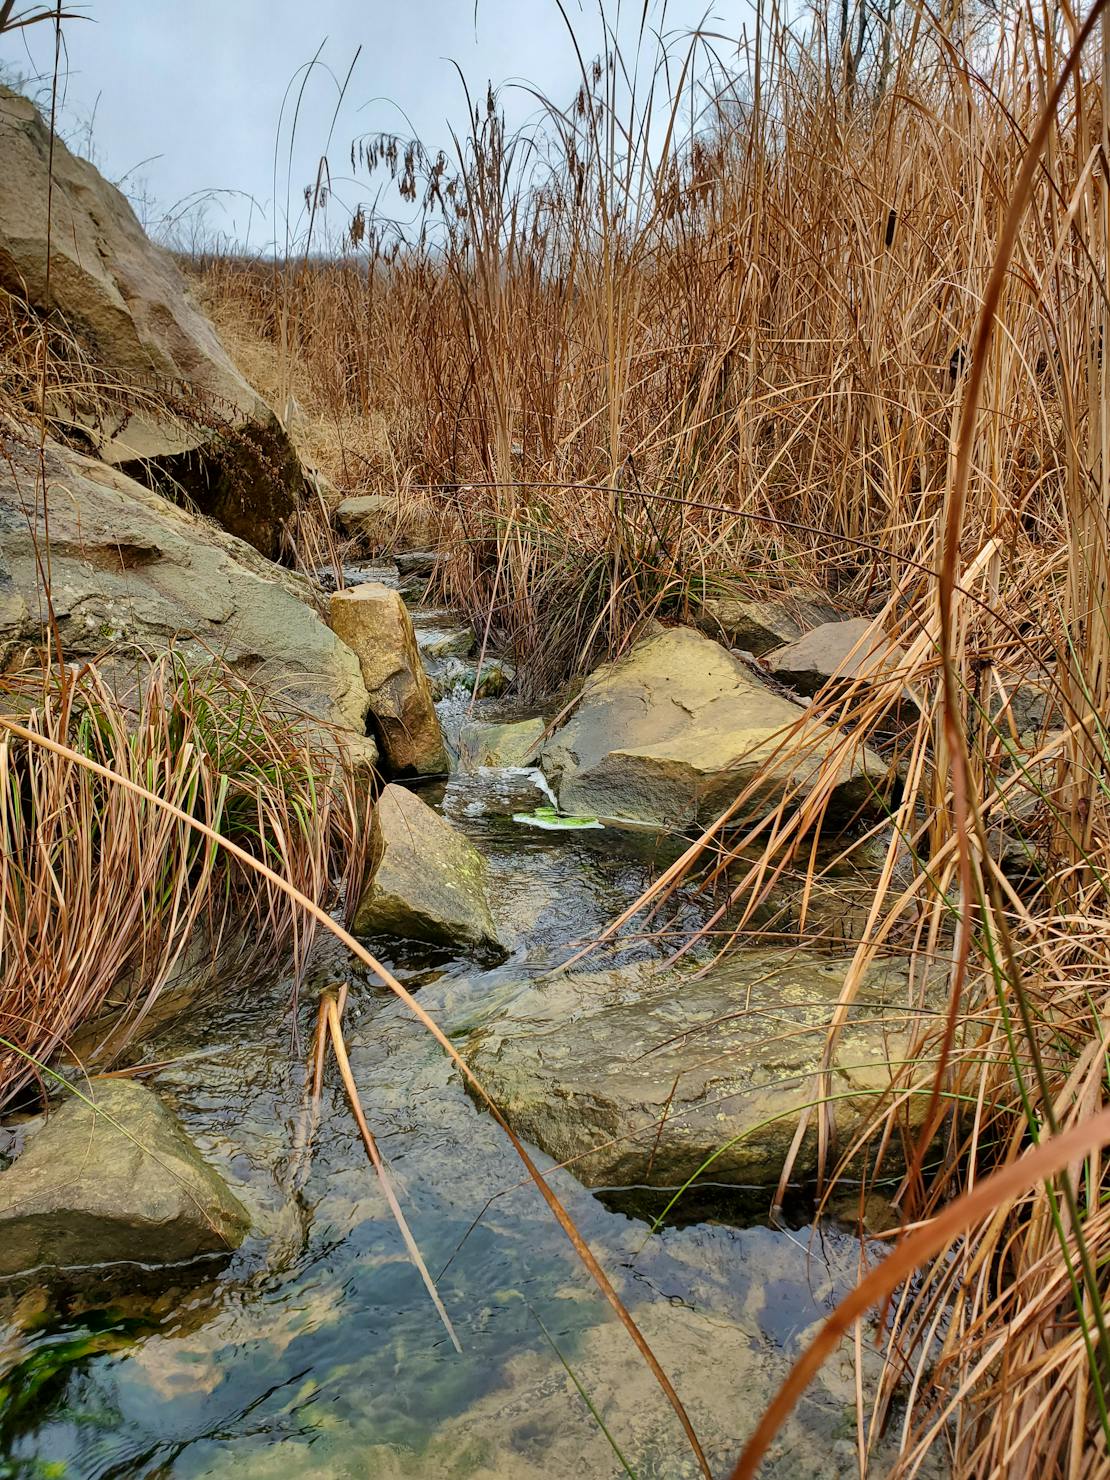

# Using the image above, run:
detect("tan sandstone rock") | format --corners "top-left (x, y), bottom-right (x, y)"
top-left (0, 432), bottom-right (370, 732)
top-left (329, 583), bottom-right (448, 776)
top-left (0, 85), bottom-right (301, 557)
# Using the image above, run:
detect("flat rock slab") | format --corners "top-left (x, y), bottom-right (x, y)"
top-left (466, 951), bottom-right (935, 1188)
top-left (769, 616), bottom-right (909, 698)
top-left (0, 1078), bottom-right (249, 1275)
top-left (540, 626), bottom-right (889, 829)
top-left (329, 583), bottom-right (448, 776)
top-left (352, 783), bottom-right (506, 958)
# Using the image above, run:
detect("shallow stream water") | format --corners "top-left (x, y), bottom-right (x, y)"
top-left (0, 603), bottom-right (930, 1480)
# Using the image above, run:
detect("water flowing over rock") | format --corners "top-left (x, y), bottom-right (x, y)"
top-left (0, 1079), bottom-right (249, 1274)
top-left (540, 626), bottom-right (890, 829)
top-left (466, 951), bottom-right (934, 1188)
top-left (0, 434), bottom-right (371, 732)
top-left (352, 783), bottom-right (506, 958)
top-left (768, 616), bottom-right (909, 698)
top-left (329, 583), bottom-right (448, 776)
top-left (457, 717), bottom-right (546, 770)
top-left (0, 86), bottom-right (301, 558)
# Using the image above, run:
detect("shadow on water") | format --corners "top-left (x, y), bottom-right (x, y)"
top-left (0, 754), bottom-right (936, 1480)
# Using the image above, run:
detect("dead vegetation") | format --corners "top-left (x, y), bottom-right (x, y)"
top-left (192, 1), bottom-right (1110, 1473)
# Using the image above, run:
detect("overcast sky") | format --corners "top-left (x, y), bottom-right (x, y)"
top-left (1, 1), bottom-right (755, 250)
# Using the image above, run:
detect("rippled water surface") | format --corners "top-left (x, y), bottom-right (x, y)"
top-left (0, 710), bottom-right (922, 1477)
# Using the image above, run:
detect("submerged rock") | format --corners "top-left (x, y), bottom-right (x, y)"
top-left (769, 616), bottom-right (909, 698)
top-left (466, 951), bottom-right (935, 1188)
top-left (0, 1079), bottom-right (249, 1275)
top-left (540, 626), bottom-right (889, 829)
top-left (0, 86), bottom-right (301, 558)
top-left (352, 783), bottom-right (506, 958)
top-left (457, 717), bottom-right (546, 770)
top-left (700, 593), bottom-right (837, 655)
top-left (0, 434), bottom-right (370, 732)
top-left (329, 583), bottom-right (448, 776)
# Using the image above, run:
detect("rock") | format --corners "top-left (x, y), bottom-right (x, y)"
top-left (0, 433), bottom-right (371, 732)
top-left (0, 86), bottom-right (301, 558)
top-left (700, 593), bottom-right (837, 656)
top-left (411, 612), bottom-right (474, 661)
top-left (328, 583), bottom-right (448, 776)
top-left (458, 717), bottom-right (546, 769)
top-left (0, 1078), bottom-right (249, 1274)
top-left (466, 951), bottom-right (935, 1187)
top-left (540, 626), bottom-right (889, 829)
top-left (335, 494), bottom-right (440, 552)
top-left (768, 616), bottom-right (908, 698)
top-left (352, 783), bottom-right (506, 958)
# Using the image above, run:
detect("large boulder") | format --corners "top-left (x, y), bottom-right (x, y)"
top-left (466, 951), bottom-right (935, 1188)
top-left (700, 593), bottom-right (837, 656)
top-left (540, 626), bottom-right (889, 829)
top-left (329, 583), bottom-right (448, 775)
top-left (0, 432), bottom-right (371, 732)
top-left (769, 616), bottom-right (908, 698)
top-left (352, 783), bottom-right (506, 958)
top-left (0, 1078), bottom-right (249, 1274)
top-left (0, 86), bottom-right (300, 558)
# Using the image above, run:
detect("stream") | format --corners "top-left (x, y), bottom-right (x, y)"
top-left (0, 583), bottom-right (934, 1480)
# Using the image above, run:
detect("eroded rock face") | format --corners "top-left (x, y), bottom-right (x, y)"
top-left (0, 86), bottom-right (301, 557)
top-left (352, 783), bottom-right (506, 958)
top-left (769, 616), bottom-right (908, 698)
top-left (700, 593), bottom-right (837, 655)
top-left (0, 1079), bottom-right (249, 1274)
top-left (329, 583), bottom-right (448, 776)
top-left (0, 433), bottom-right (371, 732)
top-left (540, 626), bottom-right (889, 829)
top-left (466, 951), bottom-right (934, 1188)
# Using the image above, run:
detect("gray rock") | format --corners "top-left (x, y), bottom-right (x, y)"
top-left (352, 783), bottom-right (506, 958)
top-left (540, 626), bottom-right (890, 829)
top-left (466, 951), bottom-right (936, 1187)
top-left (458, 717), bottom-right (546, 770)
top-left (700, 593), bottom-right (837, 656)
top-left (329, 583), bottom-right (448, 776)
top-left (0, 86), bottom-right (301, 558)
top-left (0, 433), bottom-right (371, 733)
top-left (769, 616), bottom-right (908, 698)
top-left (0, 1078), bottom-right (249, 1274)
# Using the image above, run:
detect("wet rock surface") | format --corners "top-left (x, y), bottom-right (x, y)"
top-left (466, 950), bottom-right (935, 1187)
top-left (0, 1079), bottom-right (249, 1275)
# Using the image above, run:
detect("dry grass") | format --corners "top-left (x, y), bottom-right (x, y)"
top-left (0, 655), bottom-right (369, 1111)
top-left (190, 1), bottom-right (1110, 1473)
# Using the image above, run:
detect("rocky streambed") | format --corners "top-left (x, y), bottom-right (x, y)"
top-left (0, 590), bottom-right (949, 1479)
top-left (0, 752), bottom-right (938, 1480)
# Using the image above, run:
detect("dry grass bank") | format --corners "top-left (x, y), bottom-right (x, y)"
top-left (193, 2), bottom-right (1110, 1474)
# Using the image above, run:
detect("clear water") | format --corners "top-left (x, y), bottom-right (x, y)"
top-left (0, 634), bottom-right (928, 1479)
